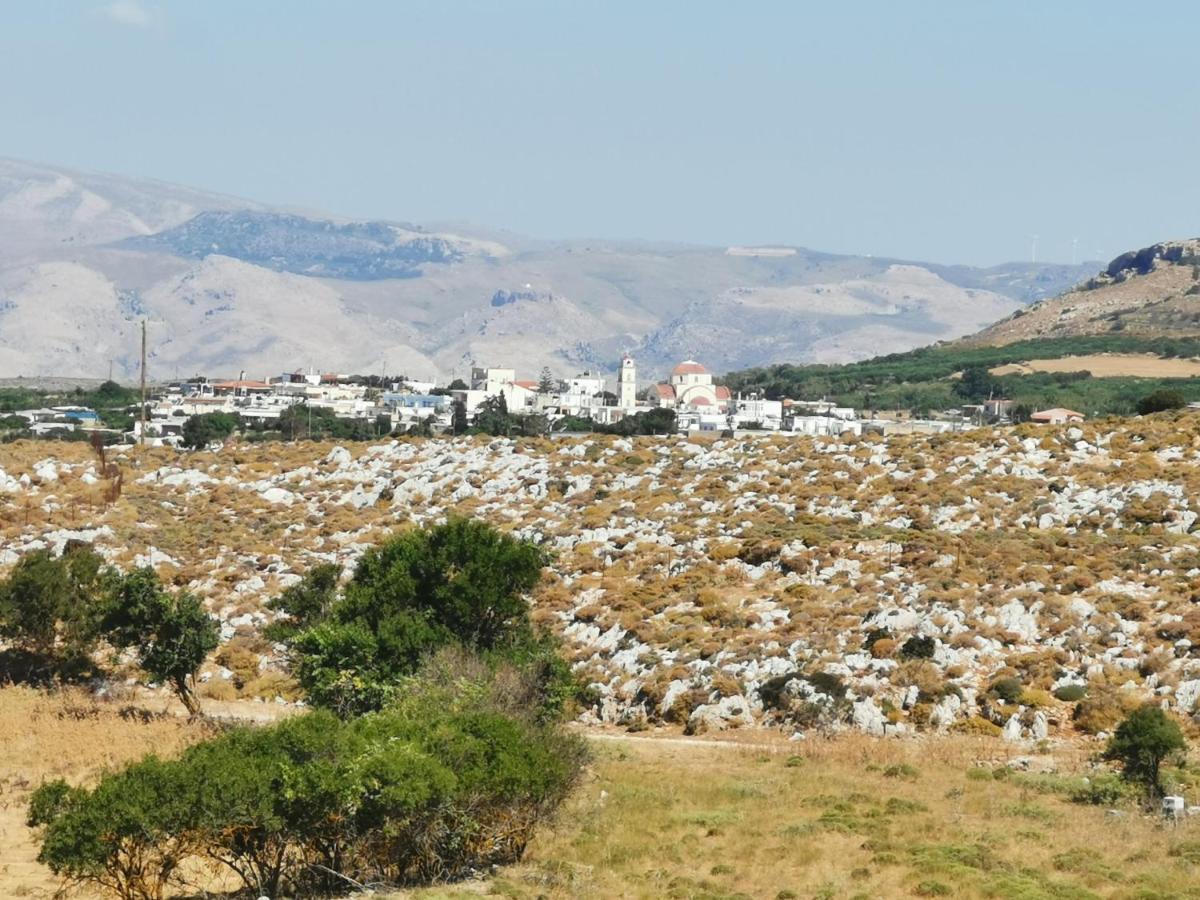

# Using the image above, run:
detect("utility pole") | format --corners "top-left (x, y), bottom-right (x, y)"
top-left (139, 319), bottom-right (147, 447)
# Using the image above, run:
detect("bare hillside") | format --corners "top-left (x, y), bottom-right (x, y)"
top-left (0, 159), bottom-right (1095, 381)
top-left (970, 239), bottom-right (1200, 346)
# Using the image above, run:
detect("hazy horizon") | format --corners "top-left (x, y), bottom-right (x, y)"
top-left (4, 1), bottom-right (1198, 266)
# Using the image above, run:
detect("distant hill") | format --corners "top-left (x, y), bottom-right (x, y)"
top-left (122, 210), bottom-right (509, 280)
top-left (967, 239), bottom-right (1200, 346)
top-left (0, 157), bottom-right (1097, 381)
top-left (723, 238), bottom-right (1200, 417)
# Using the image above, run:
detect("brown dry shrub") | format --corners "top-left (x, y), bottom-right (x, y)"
top-left (199, 678), bottom-right (238, 702)
top-left (894, 660), bottom-right (944, 697)
top-left (1072, 686), bottom-right (1144, 735)
top-left (870, 638), bottom-right (898, 659)
top-left (215, 638), bottom-right (263, 688)
top-left (952, 716), bottom-right (1002, 737)
top-left (710, 670), bottom-right (743, 698)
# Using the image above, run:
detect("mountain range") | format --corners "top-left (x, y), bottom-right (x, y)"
top-left (0, 157), bottom-right (1098, 382)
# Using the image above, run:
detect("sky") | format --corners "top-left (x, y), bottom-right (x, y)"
top-left (3, 1), bottom-right (1198, 266)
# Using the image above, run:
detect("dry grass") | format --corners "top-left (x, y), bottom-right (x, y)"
top-left (990, 354), bottom-right (1200, 378)
top-left (398, 734), bottom-right (1200, 900)
top-left (0, 685), bottom-right (215, 898)
top-left (2, 689), bottom-right (1199, 900)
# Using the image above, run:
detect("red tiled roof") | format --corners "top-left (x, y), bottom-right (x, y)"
top-left (672, 360), bottom-right (708, 376)
top-left (513, 380), bottom-right (538, 389)
top-left (691, 396), bottom-right (711, 406)
top-left (715, 386), bottom-right (731, 400)
top-left (655, 383), bottom-right (676, 399)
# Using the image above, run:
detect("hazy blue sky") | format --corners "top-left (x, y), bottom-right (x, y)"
top-left (4, 1), bottom-right (1197, 265)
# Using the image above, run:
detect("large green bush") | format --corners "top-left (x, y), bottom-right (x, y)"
top-left (181, 411), bottom-right (240, 449)
top-left (0, 543), bottom-right (109, 679)
top-left (277, 519), bottom-right (559, 716)
top-left (29, 662), bottom-right (587, 899)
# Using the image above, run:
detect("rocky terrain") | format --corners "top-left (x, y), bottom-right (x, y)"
top-left (0, 158), bottom-right (1094, 381)
top-left (971, 238), bottom-right (1200, 346)
top-left (3, 414), bottom-right (1200, 743)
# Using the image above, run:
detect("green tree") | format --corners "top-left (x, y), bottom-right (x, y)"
top-left (263, 563), bottom-right (340, 642)
top-left (1103, 705), bottom-right (1186, 798)
top-left (955, 365), bottom-right (997, 402)
top-left (0, 545), bottom-right (109, 676)
top-left (100, 569), bottom-right (219, 716)
top-left (447, 377), bottom-right (468, 391)
top-left (1136, 389), bottom-right (1186, 415)
top-left (473, 393), bottom-right (512, 436)
top-left (283, 519), bottom-right (547, 716)
top-left (537, 366), bottom-right (556, 394)
top-left (181, 412), bottom-right (240, 449)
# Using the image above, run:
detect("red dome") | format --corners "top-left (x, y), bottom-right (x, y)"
top-left (672, 360), bottom-right (708, 376)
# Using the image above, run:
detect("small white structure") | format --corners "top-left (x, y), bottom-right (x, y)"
top-left (1163, 795), bottom-right (1185, 821)
top-left (1031, 407), bottom-right (1084, 425)
top-left (618, 355), bottom-right (637, 410)
top-left (732, 396), bottom-right (783, 430)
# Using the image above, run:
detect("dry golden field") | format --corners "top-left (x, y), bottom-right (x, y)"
top-left (0, 687), bottom-right (215, 897)
top-left (5, 688), bottom-right (1200, 899)
top-left (990, 354), bottom-right (1200, 379)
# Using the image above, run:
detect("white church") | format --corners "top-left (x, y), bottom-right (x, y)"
top-left (653, 360), bottom-right (731, 412)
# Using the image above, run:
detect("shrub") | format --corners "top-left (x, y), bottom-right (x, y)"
top-left (953, 717), bottom-right (1002, 737)
top-left (29, 656), bottom-right (587, 899)
top-left (281, 519), bottom-right (553, 716)
top-left (1068, 773), bottom-right (1131, 806)
top-left (899, 635), bottom-right (936, 660)
top-left (1072, 687), bottom-right (1137, 736)
top-left (1053, 683), bottom-right (1087, 702)
top-left (869, 638), bottom-right (898, 659)
top-left (263, 563), bottom-right (341, 642)
top-left (181, 411), bottom-right (240, 449)
top-left (916, 881), bottom-right (953, 897)
top-left (0, 544), bottom-right (109, 678)
top-left (1136, 389), bottom-right (1186, 416)
top-left (1017, 688), bottom-right (1053, 708)
top-left (29, 756), bottom-right (203, 900)
top-left (989, 677), bottom-right (1023, 704)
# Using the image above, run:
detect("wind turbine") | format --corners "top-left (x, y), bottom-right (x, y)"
top-left (1071, 237), bottom-right (1079, 265)
top-left (1029, 234), bottom-right (1039, 264)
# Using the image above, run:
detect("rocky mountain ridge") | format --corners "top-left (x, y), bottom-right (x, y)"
top-left (0, 158), bottom-right (1097, 380)
top-left (968, 238), bottom-right (1200, 346)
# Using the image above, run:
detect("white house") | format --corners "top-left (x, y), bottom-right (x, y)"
top-left (1031, 407), bottom-right (1084, 425)
top-left (732, 396), bottom-right (783, 430)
